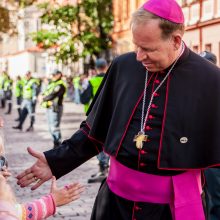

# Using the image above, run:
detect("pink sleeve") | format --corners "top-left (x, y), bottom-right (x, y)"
top-left (23, 194), bottom-right (56, 220)
top-left (0, 200), bottom-right (19, 220)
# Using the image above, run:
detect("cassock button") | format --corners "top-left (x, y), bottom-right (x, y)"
top-left (180, 137), bottom-right (188, 144)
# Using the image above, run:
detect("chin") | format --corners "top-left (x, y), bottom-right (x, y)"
top-left (144, 66), bottom-right (159, 72)
top-left (142, 63), bottom-right (159, 72)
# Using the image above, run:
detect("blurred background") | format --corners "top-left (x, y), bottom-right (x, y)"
top-left (0, 0), bottom-right (219, 80)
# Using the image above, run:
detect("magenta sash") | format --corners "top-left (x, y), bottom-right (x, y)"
top-left (107, 157), bottom-right (205, 220)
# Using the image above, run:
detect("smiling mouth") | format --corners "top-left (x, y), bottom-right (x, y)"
top-left (143, 62), bottom-right (153, 66)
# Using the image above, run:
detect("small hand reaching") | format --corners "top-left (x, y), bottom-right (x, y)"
top-left (0, 117), bottom-right (4, 128)
top-left (0, 174), bottom-right (16, 204)
top-left (1, 166), bottom-right (12, 179)
top-left (50, 176), bottom-right (84, 207)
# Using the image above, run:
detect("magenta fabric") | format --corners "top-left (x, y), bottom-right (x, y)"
top-left (171, 172), bottom-right (204, 220)
top-left (107, 157), bottom-right (173, 203)
top-left (107, 157), bottom-right (205, 220)
top-left (143, 0), bottom-right (184, 24)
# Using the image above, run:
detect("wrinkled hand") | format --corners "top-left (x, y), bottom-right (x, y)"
top-left (50, 176), bottom-right (84, 207)
top-left (16, 147), bottom-right (53, 190)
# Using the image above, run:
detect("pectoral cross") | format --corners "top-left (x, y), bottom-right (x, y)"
top-left (133, 131), bottom-right (148, 150)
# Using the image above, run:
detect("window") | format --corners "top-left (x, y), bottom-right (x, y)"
top-left (114, 0), bottom-right (122, 21)
top-left (122, 0), bottom-right (129, 19)
top-left (182, 0), bottom-right (187, 6)
top-left (216, 0), bottom-right (220, 17)
top-left (189, 3), bottom-right (200, 24)
top-left (201, 0), bottom-right (214, 21)
top-left (205, 44), bottom-right (212, 52)
top-left (192, 45), bottom-right (199, 53)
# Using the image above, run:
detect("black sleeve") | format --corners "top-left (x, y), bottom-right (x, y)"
top-left (44, 121), bottom-right (101, 179)
top-left (43, 85), bottom-right (65, 101)
top-left (79, 82), bottom-right (93, 104)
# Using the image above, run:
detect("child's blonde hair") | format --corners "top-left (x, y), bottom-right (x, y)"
top-left (0, 116), bottom-right (4, 155)
top-left (0, 136), bottom-right (5, 156)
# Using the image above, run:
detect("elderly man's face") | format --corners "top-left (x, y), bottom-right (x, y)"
top-left (132, 19), bottom-right (182, 72)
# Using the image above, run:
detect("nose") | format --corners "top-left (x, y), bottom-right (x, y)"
top-left (136, 47), bottom-right (147, 61)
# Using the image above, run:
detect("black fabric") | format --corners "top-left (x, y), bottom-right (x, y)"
top-left (5, 90), bottom-right (12, 99)
top-left (118, 71), bottom-right (184, 176)
top-left (91, 181), bottom-right (172, 220)
top-left (43, 48), bottom-right (212, 219)
top-left (80, 73), bottom-right (106, 105)
top-left (18, 107), bottom-right (28, 127)
top-left (86, 73), bottom-right (109, 116)
top-left (204, 168), bottom-right (220, 219)
top-left (80, 82), bottom-right (93, 104)
top-left (44, 122), bottom-right (100, 179)
top-left (86, 48), bottom-right (220, 169)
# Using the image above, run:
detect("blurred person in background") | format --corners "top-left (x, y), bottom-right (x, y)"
top-left (66, 76), bottom-right (75, 101)
top-left (40, 70), bottom-right (66, 148)
top-left (3, 73), bottom-right (13, 115)
top-left (14, 76), bottom-right (24, 121)
top-left (0, 71), bottom-right (7, 109)
top-left (73, 75), bottom-right (81, 104)
top-left (84, 58), bottom-right (110, 183)
top-left (12, 71), bottom-right (39, 132)
top-left (200, 50), bottom-right (220, 220)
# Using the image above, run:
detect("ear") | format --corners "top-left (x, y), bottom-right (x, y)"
top-left (171, 33), bottom-right (182, 50)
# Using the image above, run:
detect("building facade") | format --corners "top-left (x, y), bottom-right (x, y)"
top-left (0, 4), bottom-right (47, 78)
top-left (112, 0), bottom-right (220, 66)
top-left (0, 1), bottom-right (80, 78)
top-left (181, 0), bottom-right (220, 65)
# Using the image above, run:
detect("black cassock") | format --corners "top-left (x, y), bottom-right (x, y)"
top-left (45, 46), bottom-right (220, 220)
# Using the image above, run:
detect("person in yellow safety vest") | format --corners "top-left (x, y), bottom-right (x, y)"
top-left (14, 76), bottom-right (24, 121)
top-left (80, 63), bottom-right (107, 114)
top-left (79, 58), bottom-right (110, 183)
top-left (0, 72), bottom-right (8, 109)
top-left (3, 74), bottom-right (13, 115)
top-left (12, 71), bottom-right (39, 132)
top-left (30, 77), bottom-right (41, 128)
top-left (73, 76), bottom-right (81, 104)
top-left (80, 71), bottom-right (104, 113)
top-left (41, 70), bottom-right (66, 148)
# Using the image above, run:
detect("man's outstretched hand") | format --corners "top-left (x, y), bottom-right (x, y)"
top-left (16, 147), bottom-right (53, 190)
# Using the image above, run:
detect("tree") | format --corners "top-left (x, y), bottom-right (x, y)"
top-left (0, 0), bottom-right (36, 35)
top-left (31, 0), bottom-right (114, 66)
top-left (0, 6), bottom-right (11, 34)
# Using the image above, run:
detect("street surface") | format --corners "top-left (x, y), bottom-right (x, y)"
top-left (0, 101), bottom-right (100, 219)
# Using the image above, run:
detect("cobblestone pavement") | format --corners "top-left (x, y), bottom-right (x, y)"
top-left (0, 101), bottom-right (101, 220)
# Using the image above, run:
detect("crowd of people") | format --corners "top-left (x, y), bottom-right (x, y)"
top-left (0, 60), bottom-right (109, 149)
top-left (1, 0), bottom-right (220, 219)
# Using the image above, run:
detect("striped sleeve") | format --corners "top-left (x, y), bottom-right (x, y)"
top-left (22, 194), bottom-right (56, 220)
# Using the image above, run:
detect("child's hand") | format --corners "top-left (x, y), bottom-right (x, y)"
top-left (1, 166), bottom-right (12, 179)
top-left (0, 117), bottom-right (4, 128)
top-left (0, 174), bottom-right (16, 203)
top-left (50, 176), bottom-right (84, 207)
